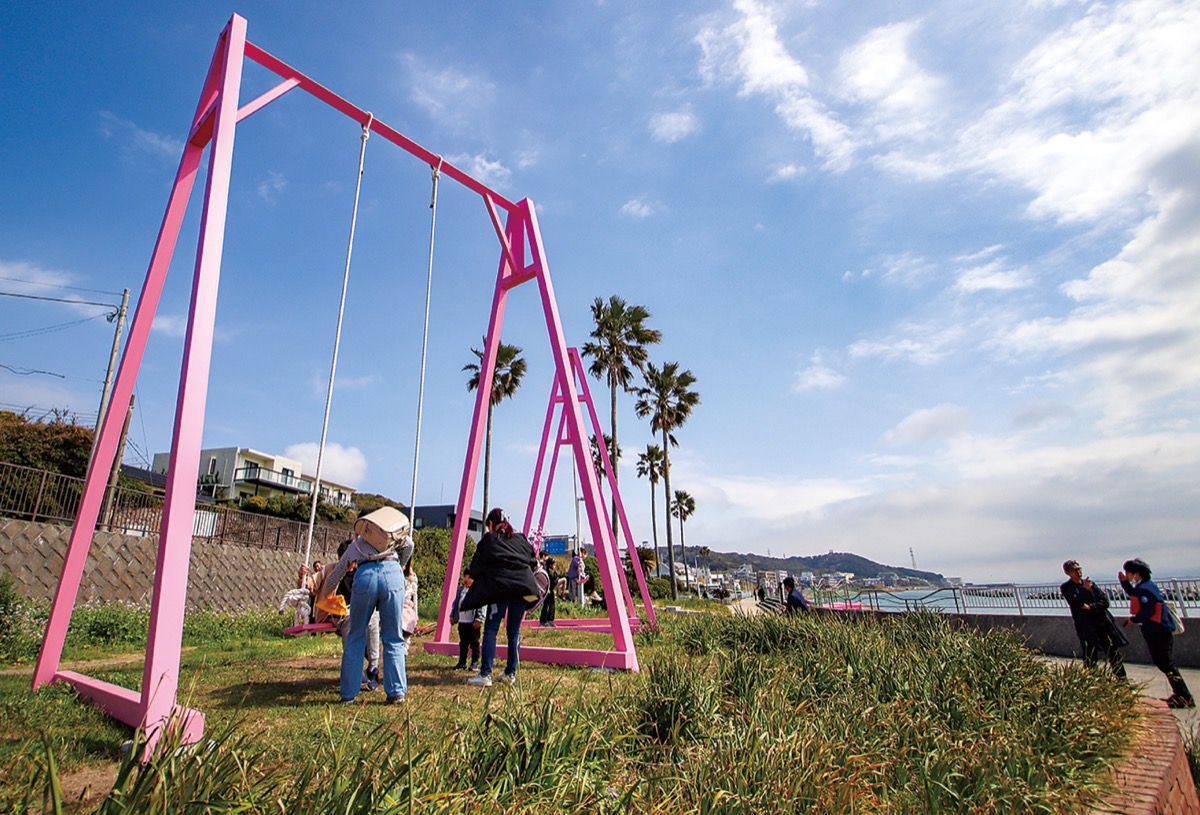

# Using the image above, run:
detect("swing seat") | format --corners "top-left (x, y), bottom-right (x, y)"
top-left (283, 622), bottom-right (338, 637)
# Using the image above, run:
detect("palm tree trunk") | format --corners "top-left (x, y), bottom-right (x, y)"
top-left (609, 381), bottom-right (619, 536)
top-left (680, 516), bottom-right (689, 591)
top-left (649, 480), bottom-right (659, 567)
top-left (483, 403), bottom-right (493, 519)
top-left (661, 427), bottom-right (677, 601)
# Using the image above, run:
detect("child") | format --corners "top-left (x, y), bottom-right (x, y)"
top-left (450, 573), bottom-right (485, 671)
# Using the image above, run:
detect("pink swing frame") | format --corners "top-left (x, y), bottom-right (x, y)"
top-left (32, 13), bottom-right (643, 750)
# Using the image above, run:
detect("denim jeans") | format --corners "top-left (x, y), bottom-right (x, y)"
top-left (341, 560), bottom-right (406, 701)
top-left (479, 597), bottom-right (528, 678)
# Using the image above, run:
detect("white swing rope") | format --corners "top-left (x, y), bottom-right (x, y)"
top-left (303, 113), bottom-right (373, 569)
top-left (408, 158), bottom-right (442, 527)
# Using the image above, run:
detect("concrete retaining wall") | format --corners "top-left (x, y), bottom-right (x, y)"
top-left (0, 518), bottom-right (342, 612)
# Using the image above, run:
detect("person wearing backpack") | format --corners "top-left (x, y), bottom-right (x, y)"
top-left (1118, 558), bottom-right (1194, 708)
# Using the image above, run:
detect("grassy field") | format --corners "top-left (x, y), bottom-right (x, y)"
top-left (0, 606), bottom-right (1137, 814)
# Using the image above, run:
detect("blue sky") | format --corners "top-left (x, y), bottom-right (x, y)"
top-left (2, 0), bottom-right (1197, 583)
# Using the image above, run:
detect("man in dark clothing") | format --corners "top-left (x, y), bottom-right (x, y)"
top-left (783, 576), bottom-right (809, 615)
top-left (1059, 559), bottom-right (1126, 677)
top-left (1119, 558), bottom-right (1194, 708)
top-left (539, 555), bottom-right (557, 627)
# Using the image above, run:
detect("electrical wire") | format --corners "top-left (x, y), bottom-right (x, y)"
top-left (0, 275), bottom-right (125, 298)
top-left (0, 312), bottom-right (111, 342)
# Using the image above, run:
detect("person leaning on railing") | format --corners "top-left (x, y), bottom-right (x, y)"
top-left (1119, 558), bottom-right (1194, 709)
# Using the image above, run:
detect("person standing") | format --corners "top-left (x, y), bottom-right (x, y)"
top-left (322, 507), bottom-right (413, 705)
top-left (460, 508), bottom-right (540, 687)
top-left (450, 573), bottom-right (484, 671)
top-left (1059, 559), bottom-right (1126, 677)
top-left (566, 550), bottom-right (587, 605)
top-left (539, 555), bottom-right (558, 627)
top-left (783, 576), bottom-right (809, 615)
top-left (1119, 558), bottom-right (1194, 708)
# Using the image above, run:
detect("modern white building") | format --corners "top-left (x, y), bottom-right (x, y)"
top-left (151, 446), bottom-right (356, 508)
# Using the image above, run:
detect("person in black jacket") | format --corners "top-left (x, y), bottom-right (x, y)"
top-left (460, 508), bottom-right (540, 687)
top-left (1059, 559), bottom-right (1126, 677)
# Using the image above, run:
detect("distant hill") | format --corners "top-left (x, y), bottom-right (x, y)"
top-left (698, 548), bottom-right (945, 585)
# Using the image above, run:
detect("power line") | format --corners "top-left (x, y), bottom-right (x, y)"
top-left (0, 290), bottom-right (119, 309)
top-left (0, 275), bottom-right (125, 298)
top-left (0, 362), bottom-right (65, 378)
top-left (0, 312), bottom-right (110, 342)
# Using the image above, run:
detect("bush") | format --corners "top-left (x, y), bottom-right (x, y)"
top-left (411, 527), bottom-right (475, 615)
top-left (0, 572), bottom-right (48, 664)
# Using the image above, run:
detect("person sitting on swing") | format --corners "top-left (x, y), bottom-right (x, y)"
top-left (321, 507), bottom-right (414, 705)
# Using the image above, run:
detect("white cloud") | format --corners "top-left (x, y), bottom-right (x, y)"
top-left (98, 111), bottom-right (183, 164)
top-left (883, 404), bottom-right (972, 447)
top-left (836, 21), bottom-right (944, 142)
top-left (792, 352), bottom-right (845, 392)
top-left (649, 109), bottom-right (699, 143)
top-left (768, 163), bottom-right (805, 182)
top-left (848, 322), bottom-right (963, 365)
top-left (284, 442), bottom-right (368, 488)
top-left (449, 153), bottom-right (512, 189)
top-left (256, 171), bottom-right (287, 203)
top-left (151, 314), bottom-right (188, 338)
top-left (954, 259), bottom-right (1033, 294)
top-left (403, 55), bottom-right (495, 132)
top-left (619, 199), bottom-right (662, 218)
top-left (696, 0), bottom-right (855, 168)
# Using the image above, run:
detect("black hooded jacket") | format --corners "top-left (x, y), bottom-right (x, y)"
top-left (459, 530), bottom-right (540, 611)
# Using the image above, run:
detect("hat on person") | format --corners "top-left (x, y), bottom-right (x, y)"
top-left (1062, 559), bottom-right (1081, 573)
top-left (354, 506), bottom-right (411, 552)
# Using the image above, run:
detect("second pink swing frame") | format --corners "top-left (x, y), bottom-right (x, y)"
top-left (33, 13), bottom-right (650, 749)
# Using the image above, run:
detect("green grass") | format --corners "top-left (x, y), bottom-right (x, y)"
top-left (0, 606), bottom-right (1137, 814)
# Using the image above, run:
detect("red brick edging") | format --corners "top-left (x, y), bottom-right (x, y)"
top-left (1089, 698), bottom-right (1199, 815)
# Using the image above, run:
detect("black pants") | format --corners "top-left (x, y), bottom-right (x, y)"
top-left (1143, 629), bottom-right (1192, 700)
top-left (1078, 629), bottom-right (1126, 678)
top-left (540, 589), bottom-right (556, 625)
top-left (456, 622), bottom-right (480, 666)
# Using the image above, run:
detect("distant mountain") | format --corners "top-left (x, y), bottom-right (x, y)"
top-left (697, 548), bottom-right (945, 585)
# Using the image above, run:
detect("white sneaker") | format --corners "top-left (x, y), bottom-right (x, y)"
top-left (467, 674), bottom-right (492, 687)
top-left (498, 673), bottom-right (516, 684)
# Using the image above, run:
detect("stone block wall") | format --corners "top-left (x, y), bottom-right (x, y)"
top-left (0, 518), bottom-right (342, 612)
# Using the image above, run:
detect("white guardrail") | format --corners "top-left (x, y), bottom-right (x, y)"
top-left (812, 579), bottom-right (1200, 618)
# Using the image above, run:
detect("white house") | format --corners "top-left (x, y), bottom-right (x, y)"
top-left (151, 446), bottom-right (356, 508)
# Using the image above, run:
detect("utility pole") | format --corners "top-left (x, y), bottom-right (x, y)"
top-left (99, 394), bottom-right (135, 531)
top-left (909, 547), bottom-right (916, 569)
top-left (95, 288), bottom-right (130, 434)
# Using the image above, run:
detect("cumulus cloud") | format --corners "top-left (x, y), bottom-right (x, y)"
top-left (792, 352), bottom-right (846, 392)
top-left (151, 314), bottom-right (188, 338)
top-left (836, 21), bottom-right (944, 142)
top-left (649, 108), bottom-right (699, 143)
top-left (883, 404), bottom-right (972, 447)
top-left (284, 442), bottom-right (368, 488)
top-left (954, 259), bottom-right (1033, 294)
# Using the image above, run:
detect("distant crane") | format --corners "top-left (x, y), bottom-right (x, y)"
top-left (909, 547), bottom-right (916, 569)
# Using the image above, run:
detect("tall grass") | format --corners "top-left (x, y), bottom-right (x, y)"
top-left (5, 611), bottom-right (1136, 814)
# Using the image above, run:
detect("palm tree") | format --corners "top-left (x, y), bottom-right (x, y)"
top-left (696, 545), bottom-right (712, 592)
top-left (581, 296), bottom-right (662, 533)
top-left (635, 362), bottom-right (699, 600)
top-left (463, 338), bottom-right (527, 518)
top-left (671, 490), bottom-right (696, 591)
top-left (636, 444), bottom-right (664, 572)
top-left (589, 433), bottom-right (620, 482)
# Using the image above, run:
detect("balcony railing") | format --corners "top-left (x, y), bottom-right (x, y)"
top-left (233, 466), bottom-right (355, 507)
top-left (0, 460), bottom-right (352, 552)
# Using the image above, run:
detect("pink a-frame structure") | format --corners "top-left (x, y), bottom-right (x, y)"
top-left (33, 13), bottom-right (642, 748)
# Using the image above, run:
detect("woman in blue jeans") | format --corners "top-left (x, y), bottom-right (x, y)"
top-left (459, 508), bottom-right (540, 687)
top-left (321, 507), bottom-right (414, 704)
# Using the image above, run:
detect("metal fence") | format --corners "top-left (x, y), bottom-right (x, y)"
top-left (812, 579), bottom-right (1199, 619)
top-left (0, 460), bottom-right (351, 554)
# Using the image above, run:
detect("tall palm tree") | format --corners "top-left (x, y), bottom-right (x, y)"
top-left (589, 433), bottom-right (620, 482)
top-left (636, 444), bottom-right (664, 572)
top-left (635, 361), bottom-right (699, 600)
top-left (463, 338), bottom-right (527, 518)
top-left (671, 490), bottom-right (696, 591)
top-left (581, 296), bottom-right (662, 533)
